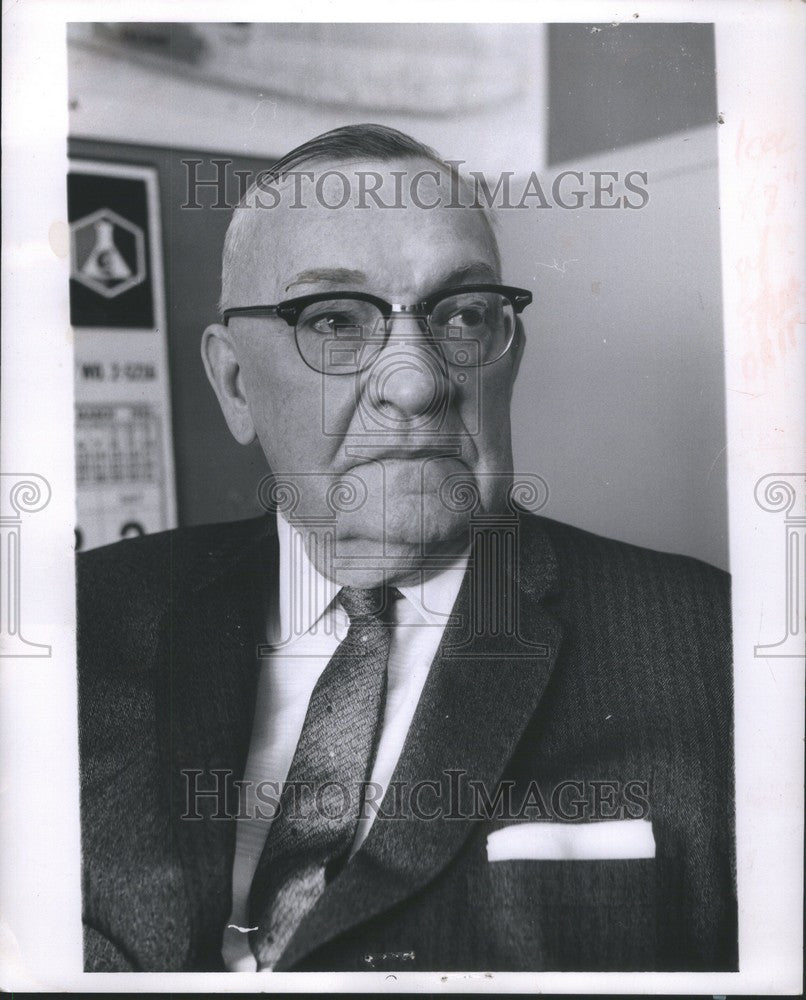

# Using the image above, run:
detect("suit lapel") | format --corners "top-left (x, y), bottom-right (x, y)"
top-left (156, 516), bottom-right (278, 969)
top-left (277, 513), bottom-right (564, 970)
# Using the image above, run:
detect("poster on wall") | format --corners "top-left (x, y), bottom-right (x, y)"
top-left (68, 160), bottom-right (176, 550)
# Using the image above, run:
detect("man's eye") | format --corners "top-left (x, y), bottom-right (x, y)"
top-left (447, 305), bottom-right (487, 329)
top-left (308, 312), bottom-right (358, 335)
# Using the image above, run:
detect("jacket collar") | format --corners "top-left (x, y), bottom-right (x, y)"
top-left (157, 514), bottom-right (277, 969)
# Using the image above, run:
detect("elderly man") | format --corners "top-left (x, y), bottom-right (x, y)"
top-left (77, 124), bottom-right (736, 973)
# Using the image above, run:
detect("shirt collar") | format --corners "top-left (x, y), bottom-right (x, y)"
top-left (275, 511), bottom-right (468, 640)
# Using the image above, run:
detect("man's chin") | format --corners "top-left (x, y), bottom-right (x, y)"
top-left (309, 510), bottom-right (468, 586)
top-left (322, 540), bottom-right (465, 587)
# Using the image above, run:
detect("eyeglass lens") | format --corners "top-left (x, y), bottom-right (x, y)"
top-left (294, 291), bottom-right (516, 374)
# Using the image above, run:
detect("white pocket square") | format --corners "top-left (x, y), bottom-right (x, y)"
top-left (486, 819), bottom-right (655, 862)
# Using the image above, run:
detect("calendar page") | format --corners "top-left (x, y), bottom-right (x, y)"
top-left (68, 161), bottom-right (176, 549)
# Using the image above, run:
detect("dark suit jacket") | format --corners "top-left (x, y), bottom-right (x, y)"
top-left (77, 512), bottom-right (737, 972)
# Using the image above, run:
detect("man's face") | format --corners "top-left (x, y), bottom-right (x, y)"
top-left (205, 158), bottom-right (522, 585)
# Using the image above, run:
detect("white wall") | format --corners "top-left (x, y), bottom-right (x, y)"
top-left (503, 125), bottom-right (727, 568)
top-left (67, 23), bottom-right (547, 174)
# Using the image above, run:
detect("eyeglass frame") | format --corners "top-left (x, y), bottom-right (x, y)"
top-left (221, 283), bottom-right (533, 373)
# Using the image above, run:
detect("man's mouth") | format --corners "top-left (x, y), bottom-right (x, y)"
top-left (346, 448), bottom-right (465, 470)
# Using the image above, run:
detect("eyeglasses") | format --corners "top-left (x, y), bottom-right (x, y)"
top-left (222, 284), bottom-right (532, 375)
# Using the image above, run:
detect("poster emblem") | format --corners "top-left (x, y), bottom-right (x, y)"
top-left (70, 207), bottom-right (146, 298)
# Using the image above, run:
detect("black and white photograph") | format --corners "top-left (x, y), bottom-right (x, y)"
top-left (1, 2), bottom-right (803, 993)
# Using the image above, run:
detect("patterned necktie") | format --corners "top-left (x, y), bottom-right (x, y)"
top-left (248, 585), bottom-right (396, 970)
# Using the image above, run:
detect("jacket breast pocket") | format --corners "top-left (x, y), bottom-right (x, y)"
top-left (477, 857), bottom-right (678, 970)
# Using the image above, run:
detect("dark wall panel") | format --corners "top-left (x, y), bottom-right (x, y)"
top-left (548, 23), bottom-right (717, 164)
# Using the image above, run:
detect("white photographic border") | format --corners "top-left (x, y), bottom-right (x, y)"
top-left (1, 0), bottom-right (803, 993)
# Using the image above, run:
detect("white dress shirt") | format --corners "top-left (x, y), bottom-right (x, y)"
top-left (222, 513), bottom-right (467, 971)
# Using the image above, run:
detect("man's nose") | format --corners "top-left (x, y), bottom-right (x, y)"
top-left (361, 313), bottom-right (451, 426)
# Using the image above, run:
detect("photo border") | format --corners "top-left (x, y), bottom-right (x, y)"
top-left (1, 1), bottom-right (802, 993)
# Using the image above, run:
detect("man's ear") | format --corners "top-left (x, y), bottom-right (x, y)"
top-left (201, 323), bottom-right (257, 445)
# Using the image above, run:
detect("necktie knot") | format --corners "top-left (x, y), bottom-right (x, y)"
top-left (337, 585), bottom-right (399, 623)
